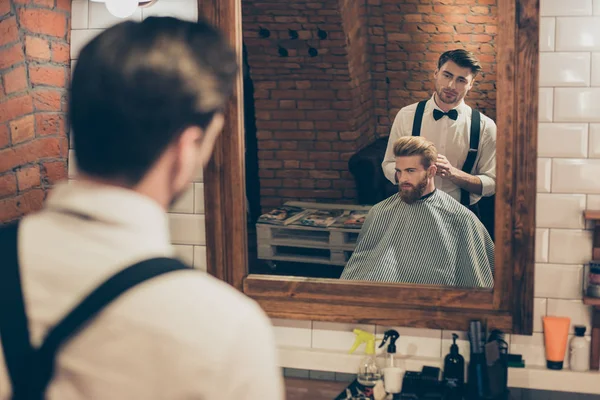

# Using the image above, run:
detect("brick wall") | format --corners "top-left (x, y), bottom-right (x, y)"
top-left (243, 0), bottom-right (497, 208)
top-left (374, 0), bottom-right (497, 138)
top-left (0, 0), bottom-right (70, 224)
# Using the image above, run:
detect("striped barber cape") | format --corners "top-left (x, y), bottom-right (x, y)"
top-left (340, 190), bottom-right (494, 288)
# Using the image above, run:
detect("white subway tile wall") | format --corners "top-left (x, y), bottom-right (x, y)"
top-left (69, 0), bottom-right (600, 381)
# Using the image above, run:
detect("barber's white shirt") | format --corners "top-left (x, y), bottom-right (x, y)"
top-left (382, 95), bottom-right (497, 205)
top-left (0, 181), bottom-right (284, 400)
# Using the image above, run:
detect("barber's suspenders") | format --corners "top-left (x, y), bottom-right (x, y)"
top-left (0, 222), bottom-right (192, 400)
top-left (411, 100), bottom-right (481, 207)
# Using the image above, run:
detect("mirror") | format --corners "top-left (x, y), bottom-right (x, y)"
top-left (201, 0), bottom-right (538, 334)
top-left (241, 1), bottom-right (498, 288)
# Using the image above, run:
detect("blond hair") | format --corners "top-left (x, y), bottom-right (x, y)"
top-left (393, 136), bottom-right (438, 168)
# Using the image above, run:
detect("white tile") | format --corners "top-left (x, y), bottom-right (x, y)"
top-left (89, 1), bottom-right (142, 29)
top-left (588, 194), bottom-right (600, 209)
top-left (593, 53), bottom-right (600, 86)
top-left (193, 245), bottom-right (207, 271)
top-left (537, 158), bottom-right (552, 193)
top-left (194, 183), bottom-right (204, 214)
top-left (510, 333), bottom-right (546, 367)
top-left (169, 183), bottom-right (194, 214)
top-left (534, 298), bottom-right (547, 333)
top-left (552, 159), bottom-right (600, 193)
top-left (538, 123), bottom-right (588, 158)
top-left (71, 0), bottom-right (89, 30)
top-left (312, 322), bottom-right (375, 352)
top-left (554, 88), bottom-right (600, 122)
top-left (541, 0), bottom-right (592, 16)
top-left (142, 0), bottom-right (198, 22)
top-left (376, 326), bottom-right (442, 359)
top-left (172, 244), bottom-right (194, 265)
top-left (536, 193), bottom-right (586, 229)
top-left (536, 228), bottom-right (550, 263)
top-left (70, 60), bottom-right (77, 81)
top-left (539, 53), bottom-right (591, 87)
top-left (70, 29), bottom-right (103, 60)
top-left (556, 17), bottom-right (600, 51)
top-left (596, 0), bottom-right (600, 14)
top-left (67, 149), bottom-right (77, 178)
top-left (548, 229), bottom-right (593, 264)
top-left (271, 319), bottom-right (312, 348)
top-left (540, 17), bottom-right (556, 52)
top-left (168, 213), bottom-right (205, 245)
top-left (538, 88), bottom-right (554, 122)
top-left (547, 299), bottom-right (593, 333)
top-left (589, 124), bottom-right (600, 157)
top-left (535, 263), bottom-right (585, 299)
top-left (192, 165), bottom-right (204, 182)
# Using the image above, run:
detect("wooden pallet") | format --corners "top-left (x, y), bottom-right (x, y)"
top-left (256, 201), bottom-right (371, 266)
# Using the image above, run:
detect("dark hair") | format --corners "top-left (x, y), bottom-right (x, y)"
top-left (437, 49), bottom-right (482, 76)
top-left (69, 17), bottom-right (238, 185)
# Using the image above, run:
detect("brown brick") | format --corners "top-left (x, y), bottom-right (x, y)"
top-left (18, 8), bottom-right (68, 38)
top-left (17, 164), bottom-right (41, 191)
top-left (51, 42), bottom-right (70, 64)
top-left (9, 115), bottom-right (35, 144)
top-left (0, 188), bottom-right (45, 222)
top-left (56, 0), bottom-right (71, 11)
top-left (0, 43), bottom-right (25, 70)
top-left (35, 113), bottom-right (62, 136)
top-left (3, 66), bottom-right (28, 94)
top-left (0, 172), bottom-right (17, 198)
top-left (0, 137), bottom-right (62, 173)
top-left (32, 89), bottom-right (63, 111)
top-left (24, 36), bottom-right (51, 60)
top-left (29, 65), bottom-right (66, 87)
top-left (0, 124), bottom-right (8, 149)
top-left (0, 16), bottom-right (18, 47)
top-left (31, 0), bottom-right (55, 7)
top-left (0, 1), bottom-right (11, 17)
top-left (40, 160), bottom-right (67, 185)
top-left (0, 94), bottom-right (34, 124)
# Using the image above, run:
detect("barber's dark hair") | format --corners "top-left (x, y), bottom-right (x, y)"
top-left (69, 17), bottom-right (238, 186)
top-left (437, 49), bottom-right (482, 76)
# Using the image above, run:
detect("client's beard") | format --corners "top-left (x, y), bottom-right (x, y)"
top-left (398, 176), bottom-right (428, 204)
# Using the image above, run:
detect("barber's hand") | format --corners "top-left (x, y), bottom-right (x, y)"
top-left (436, 154), bottom-right (456, 179)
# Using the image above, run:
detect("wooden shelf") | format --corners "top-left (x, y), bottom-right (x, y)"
top-left (584, 210), bottom-right (600, 221)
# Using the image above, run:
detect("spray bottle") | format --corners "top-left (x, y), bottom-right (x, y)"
top-left (379, 329), bottom-right (405, 394)
top-left (349, 329), bottom-right (382, 387)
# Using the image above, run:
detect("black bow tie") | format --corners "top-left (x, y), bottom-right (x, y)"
top-left (433, 109), bottom-right (458, 121)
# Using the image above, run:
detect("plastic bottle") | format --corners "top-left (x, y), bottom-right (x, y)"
top-left (348, 329), bottom-right (382, 387)
top-left (443, 333), bottom-right (465, 399)
top-left (569, 325), bottom-right (590, 372)
top-left (378, 329), bottom-right (405, 394)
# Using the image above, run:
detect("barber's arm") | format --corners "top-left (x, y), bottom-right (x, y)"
top-left (436, 119), bottom-right (497, 196)
top-left (382, 111), bottom-right (405, 184)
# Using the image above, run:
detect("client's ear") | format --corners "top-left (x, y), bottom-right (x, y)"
top-left (428, 164), bottom-right (437, 178)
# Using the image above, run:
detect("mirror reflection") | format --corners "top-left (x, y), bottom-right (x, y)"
top-left (242, 0), bottom-right (497, 288)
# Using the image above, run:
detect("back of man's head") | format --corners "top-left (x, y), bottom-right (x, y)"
top-left (69, 17), bottom-right (237, 186)
top-left (393, 136), bottom-right (438, 168)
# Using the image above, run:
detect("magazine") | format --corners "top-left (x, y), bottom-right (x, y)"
top-left (292, 209), bottom-right (345, 228)
top-left (332, 209), bottom-right (369, 229)
top-left (257, 206), bottom-right (307, 225)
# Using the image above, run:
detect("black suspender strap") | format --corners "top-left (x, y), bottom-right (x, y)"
top-left (411, 100), bottom-right (427, 137)
top-left (460, 109), bottom-right (481, 206)
top-left (0, 222), bottom-right (192, 399)
top-left (0, 222), bottom-right (34, 399)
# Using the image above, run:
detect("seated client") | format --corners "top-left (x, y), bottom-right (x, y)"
top-left (340, 136), bottom-right (494, 288)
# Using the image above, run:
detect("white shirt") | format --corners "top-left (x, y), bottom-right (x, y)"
top-left (0, 181), bottom-right (284, 400)
top-left (382, 95), bottom-right (497, 205)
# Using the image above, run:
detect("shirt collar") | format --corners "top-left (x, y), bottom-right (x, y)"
top-left (45, 181), bottom-right (172, 245)
top-left (429, 94), bottom-right (466, 115)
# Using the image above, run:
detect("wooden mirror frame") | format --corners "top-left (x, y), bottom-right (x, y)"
top-left (200, 0), bottom-right (539, 334)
